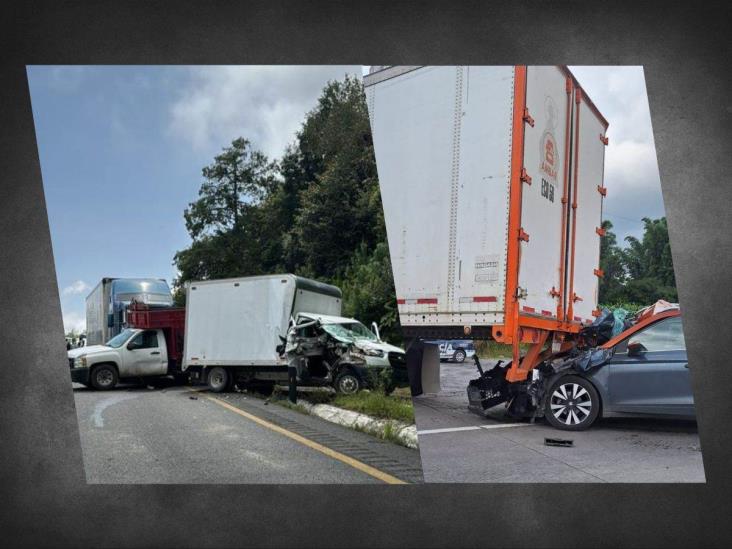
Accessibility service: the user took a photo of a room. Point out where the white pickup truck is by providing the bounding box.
[68,327,174,389]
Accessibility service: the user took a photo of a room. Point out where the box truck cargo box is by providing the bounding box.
[182,274,343,368]
[364,66,608,348]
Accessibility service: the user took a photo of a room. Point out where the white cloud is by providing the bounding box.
[63,310,86,334]
[62,280,90,296]
[168,65,361,160]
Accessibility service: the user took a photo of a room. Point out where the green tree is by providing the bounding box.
[338,242,401,344]
[283,75,383,279]
[173,138,279,291]
[598,220,627,303]
[599,216,678,307]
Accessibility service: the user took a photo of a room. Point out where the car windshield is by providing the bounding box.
[321,321,378,342]
[105,329,136,348]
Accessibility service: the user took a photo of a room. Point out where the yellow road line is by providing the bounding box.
[202,393,407,485]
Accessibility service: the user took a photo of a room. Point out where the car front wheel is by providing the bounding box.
[90,364,118,390]
[544,375,600,431]
[453,349,467,363]
[335,370,362,395]
[207,367,230,393]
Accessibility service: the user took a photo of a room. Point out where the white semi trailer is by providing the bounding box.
[365,66,608,410]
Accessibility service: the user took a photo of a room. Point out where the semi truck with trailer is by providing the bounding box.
[364,65,610,420]
[85,277,174,345]
[69,274,408,393]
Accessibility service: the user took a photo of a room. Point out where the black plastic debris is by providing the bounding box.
[545,437,574,447]
[189,395,198,400]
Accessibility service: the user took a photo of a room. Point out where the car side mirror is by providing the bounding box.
[627,340,646,356]
[371,321,381,341]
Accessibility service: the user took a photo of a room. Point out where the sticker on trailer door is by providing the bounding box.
[539,96,559,204]
[474,254,500,283]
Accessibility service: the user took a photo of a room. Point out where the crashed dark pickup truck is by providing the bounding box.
[468,302,694,430]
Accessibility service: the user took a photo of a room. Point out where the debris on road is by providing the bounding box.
[188,395,198,400]
[545,437,574,448]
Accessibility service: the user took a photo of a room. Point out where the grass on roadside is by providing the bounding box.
[271,386,414,424]
[475,340,530,359]
[331,390,414,424]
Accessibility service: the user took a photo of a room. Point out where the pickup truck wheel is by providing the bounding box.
[453,349,467,363]
[335,370,361,395]
[544,375,600,431]
[207,367,229,393]
[90,364,118,391]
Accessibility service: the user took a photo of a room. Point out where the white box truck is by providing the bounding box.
[182,274,408,394]
[365,66,608,410]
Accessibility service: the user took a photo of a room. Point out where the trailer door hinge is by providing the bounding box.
[549,286,561,298]
[592,308,602,317]
[596,226,606,237]
[594,268,604,278]
[597,185,607,197]
[516,287,528,300]
[572,293,583,303]
[520,168,532,185]
[600,134,609,145]
[522,108,535,127]
[518,228,530,242]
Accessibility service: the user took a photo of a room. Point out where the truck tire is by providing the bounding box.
[335,370,362,395]
[544,375,600,431]
[90,364,118,391]
[453,349,467,363]
[207,367,230,393]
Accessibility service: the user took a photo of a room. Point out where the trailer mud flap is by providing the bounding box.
[406,340,441,396]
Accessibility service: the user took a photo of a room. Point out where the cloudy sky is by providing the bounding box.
[28,65,663,334]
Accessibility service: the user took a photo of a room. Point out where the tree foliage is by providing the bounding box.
[173,76,401,342]
[599,217,678,306]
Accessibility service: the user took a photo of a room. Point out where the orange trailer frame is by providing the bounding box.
[492,66,609,383]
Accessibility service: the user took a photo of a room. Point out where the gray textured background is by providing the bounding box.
[1,1,731,547]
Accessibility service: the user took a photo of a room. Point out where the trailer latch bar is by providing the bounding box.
[520,168,532,185]
[523,108,535,127]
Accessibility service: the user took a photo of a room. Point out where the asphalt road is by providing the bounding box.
[72,381,423,484]
[414,360,706,483]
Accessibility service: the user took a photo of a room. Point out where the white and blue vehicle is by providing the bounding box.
[426,340,476,363]
[85,278,173,345]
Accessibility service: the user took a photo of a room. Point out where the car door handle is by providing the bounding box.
[683,363,688,369]
[150,351,161,355]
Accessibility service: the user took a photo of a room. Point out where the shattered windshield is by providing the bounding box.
[106,329,136,348]
[322,322,378,342]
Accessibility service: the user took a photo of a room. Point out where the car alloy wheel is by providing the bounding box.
[550,382,592,426]
[453,350,466,363]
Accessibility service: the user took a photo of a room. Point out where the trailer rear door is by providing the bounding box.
[518,66,572,321]
[567,92,608,323]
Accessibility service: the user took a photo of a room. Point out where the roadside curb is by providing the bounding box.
[292,400,418,449]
